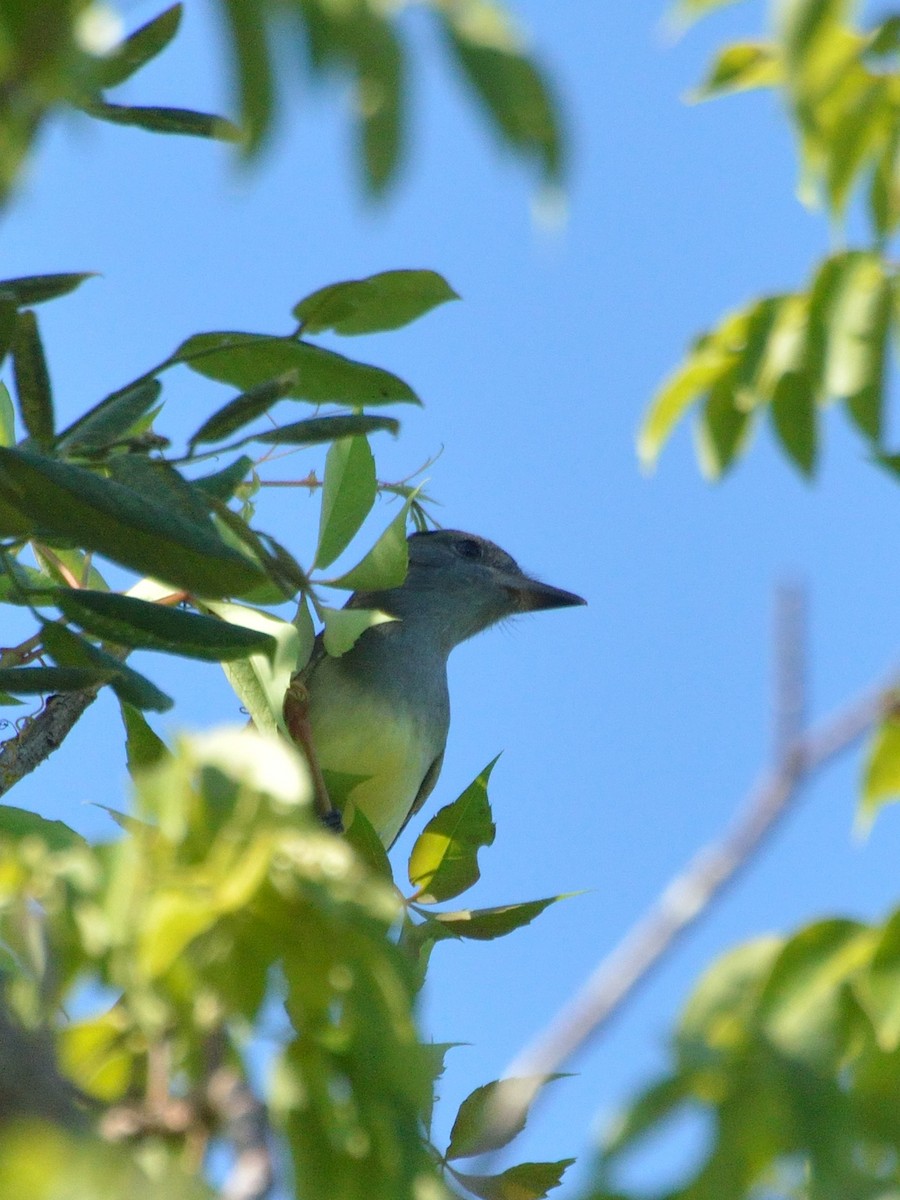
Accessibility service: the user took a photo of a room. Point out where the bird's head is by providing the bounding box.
[354,529,585,651]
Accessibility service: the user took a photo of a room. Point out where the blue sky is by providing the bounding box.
[5,1,900,1192]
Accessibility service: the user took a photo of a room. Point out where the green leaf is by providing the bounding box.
[41,621,173,713]
[446,1076,566,1160]
[320,606,395,657]
[695,380,754,480]
[757,918,875,1068]
[58,379,163,451]
[315,436,377,568]
[220,0,273,155]
[97,4,183,89]
[600,1073,690,1158]
[210,599,307,735]
[425,896,562,941]
[188,372,299,446]
[860,714,900,825]
[673,0,750,27]
[827,79,889,217]
[770,371,817,477]
[0,302,17,374]
[0,273,96,306]
[32,545,108,592]
[120,701,170,776]
[175,332,420,407]
[0,666,117,695]
[408,758,498,904]
[80,98,240,142]
[0,804,86,851]
[0,382,14,447]
[294,270,459,336]
[12,310,54,447]
[356,17,404,194]
[691,41,781,100]
[325,500,410,590]
[452,1159,575,1200]
[0,447,265,597]
[55,589,277,662]
[191,456,253,501]
[443,19,563,180]
[818,254,890,404]
[343,803,394,881]
[253,413,400,446]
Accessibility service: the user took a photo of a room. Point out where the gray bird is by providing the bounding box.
[289,529,585,848]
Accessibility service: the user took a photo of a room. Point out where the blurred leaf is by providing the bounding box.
[55,589,277,662]
[870,125,900,239]
[426,896,562,941]
[0,666,117,695]
[770,371,817,477]
[12,310,54,447]
[294,270,458,335]
[0,447,265,596]
[189,372,299,446]
[58,379,163,451]
[858,908,900,1051]
[447,1075,565,1160]
[691,41,781,100]
[97,4,183,89]
[175,332,419,406]
[191,455,253,500]
[0,804,86,851]
[443,16,562,180]
[673,0,750,26]
[861,714,900,824]
[0,273,96,306]
[408,758,498,903]
[59,1009,133,1102]
[80,99,240,141]
[452,1159,575,1200]
[356,16,404,193]
[253,413,400,446]
[695,380,754,479]
[0,381,13,447]
[0,303,17,374]
[32,545,108,591]
[827,78,889,216]
[42,621,173,712]
[344,803,394,881]
[315,436,377,568]
[325,500,410,591]
[600,1073,690,1158]
[120,701,170,776]
[219,0,273,155]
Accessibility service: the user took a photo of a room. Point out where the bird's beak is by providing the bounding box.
[503,575,587,613]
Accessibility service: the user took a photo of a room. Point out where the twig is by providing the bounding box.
[484,601,893,1147]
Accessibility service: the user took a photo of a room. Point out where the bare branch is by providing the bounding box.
[0,686,104,798]
[485,645,894,1148]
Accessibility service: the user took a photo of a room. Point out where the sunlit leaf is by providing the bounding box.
[325,500,410,591]
[860,713,900,825]
[408,758,498,904]
[315,436,377,568]
[320,606,395,657]
[294,270,458,335]
[452,1158,575,1200]
[691,41,781,100]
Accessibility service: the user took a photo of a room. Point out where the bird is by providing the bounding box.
[285,529,586,849]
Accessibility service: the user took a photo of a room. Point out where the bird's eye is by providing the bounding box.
[456,538,482,560]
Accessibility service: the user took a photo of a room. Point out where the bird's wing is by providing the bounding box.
[391,749,445,847]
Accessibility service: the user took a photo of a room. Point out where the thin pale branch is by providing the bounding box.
[484,619,894,1148]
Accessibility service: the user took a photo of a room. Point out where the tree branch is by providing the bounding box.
[0,686,105,798]
[485,594,894,1148]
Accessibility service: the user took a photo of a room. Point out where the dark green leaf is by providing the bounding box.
[452,1159,575,1200]
[325,500,409,591]
[0,666,116,695]
[97,4,183,89]
[189,372,299,446]
[0,805,86,851]
[447,1076,566,1160]
[41,622,173,712]
[0,302,17,374]
[0,273,96,306]
[315,436,377,568]
[357,17,404,193]
[175,332,419,406]
[294,269,458,335]
[12,310,54,447]
[408,758,498,904]
[220,0,273,155]
[254,413,399,446]
[120,701,170,775]
[443,21,562,179]
[81,99,240,141]
[343,803,394,881]
[58,379,162,451]
[426,897,561,941]
[0,447,265,596]
[0,558,54,604]
[106,455,213,528]
[770,371,817,476]
[191,456,253,500]
[696,381,754,480]
[56,589,277,662]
